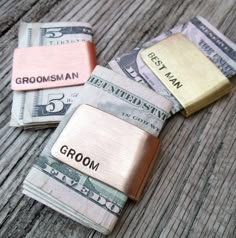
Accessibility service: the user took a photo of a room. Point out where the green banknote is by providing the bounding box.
[10,22,92,128]
[23,66,172,234]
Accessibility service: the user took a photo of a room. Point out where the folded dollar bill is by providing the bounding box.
[109,16,236,114]
[10,22,93,128]
[22,66,172,234]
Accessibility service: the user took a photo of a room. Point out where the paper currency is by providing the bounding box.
[23,88,82,124]
[109,16,236,114]
[10,22,93,127]
[74,66,172,136]
[22,66,172,234]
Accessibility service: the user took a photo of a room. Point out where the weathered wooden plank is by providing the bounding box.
[0,0,235,237]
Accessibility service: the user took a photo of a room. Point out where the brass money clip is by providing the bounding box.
[140,33,232,116]
[11,42,96,91]
[51,104,160,201]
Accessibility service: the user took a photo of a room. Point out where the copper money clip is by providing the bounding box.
[51,104,160,201]
[11,42,96,91]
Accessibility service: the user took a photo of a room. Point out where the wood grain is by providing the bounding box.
[0,0,235,237]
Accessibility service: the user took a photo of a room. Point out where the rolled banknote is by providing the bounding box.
[10,21,93,127]
[22,66,172,234]
[109,16,236,114]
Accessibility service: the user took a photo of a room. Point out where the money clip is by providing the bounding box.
[11,42,96,91]
[140,33,232,116]
[51,104,160,201]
